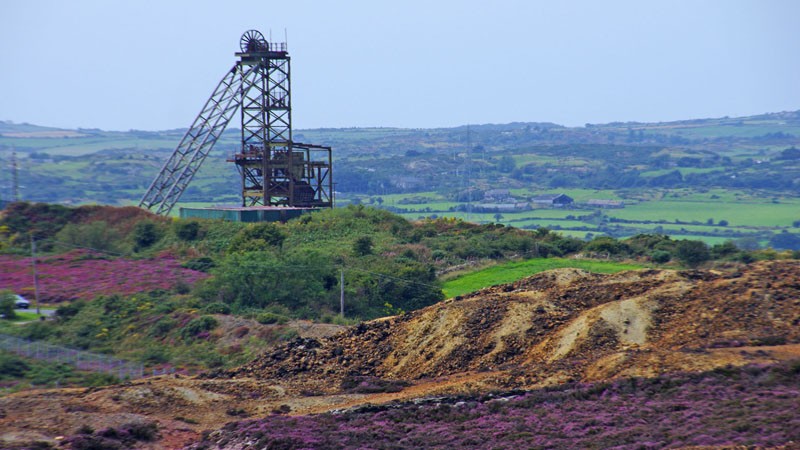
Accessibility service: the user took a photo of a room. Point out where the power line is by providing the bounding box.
[345,266,440,289]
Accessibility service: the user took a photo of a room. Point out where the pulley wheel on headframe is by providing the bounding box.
[240,30,267,52]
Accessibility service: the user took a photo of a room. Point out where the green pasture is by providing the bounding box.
[608,199,799,227]
[2,137,177,156]
[506,218,592,229]
[531,189,624,202]
[553,230,597,239]
[381,188,798,243]
[664,235,737,246]
[442,258,643,298]
[640,167,725,178]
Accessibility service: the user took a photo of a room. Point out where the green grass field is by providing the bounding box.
[348,187,799,247]
[442,258,643,298]
[609,199,800,227]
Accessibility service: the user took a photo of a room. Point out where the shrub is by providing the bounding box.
[55,300,87,321]
[711,240,739,259]
[353,236,374,256]
[140,346,169,364]
[55,221,123,254]
[132,221,162,250]
[0,352,30,378]
[172,279,191,294]
[174,220,201,241]
[676,240,710,268]
[150,316,178,338]
[180,316,218,340]
[256,312,289,325]
[229,223,286,252]
[584,236,631,256]
[0,290,17,320]
[203,302,231,314]
[18,321,55,340]
[650,250,671,263]
[182,256,216,272]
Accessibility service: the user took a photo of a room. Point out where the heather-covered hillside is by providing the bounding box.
[190,361,800,450]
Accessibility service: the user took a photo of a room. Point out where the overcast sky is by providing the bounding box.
[1,0,798,131]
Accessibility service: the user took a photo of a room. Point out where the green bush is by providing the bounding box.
[132,220,163,250]
[55,221,124,254]
[150,316,178,338]
[0,290,17,320]
[0,352,30,378]
[182,256,216,272]
[650,250,671,263]
[140,346,170,364]
[256,312,289,325]
[229,222,286,253]
[711,240,739,259]
[55,300,87,321]
[584,236,631,256]
[353,236,374,256]
[203,302,231,314]
[18,321,56,340]
[675,240,710,268]
[180,316,218,340]
[174,220,201,241]
[28,363,74,385]
[172,279,191,295]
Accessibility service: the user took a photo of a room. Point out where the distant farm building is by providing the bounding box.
[531,193,574,208]
[587,199,624,208]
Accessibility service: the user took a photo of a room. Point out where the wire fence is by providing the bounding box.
[0,334,149,380]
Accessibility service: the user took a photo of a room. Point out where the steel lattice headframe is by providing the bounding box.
[140,30,332,215]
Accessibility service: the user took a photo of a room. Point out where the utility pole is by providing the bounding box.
[12,151,19,201]
[31,236,41,316]
[466,125,472,222]
[340,268,345,317]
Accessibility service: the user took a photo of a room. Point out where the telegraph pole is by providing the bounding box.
[340,268,345,317]
[31,236,41,316]
[11,151,19,201]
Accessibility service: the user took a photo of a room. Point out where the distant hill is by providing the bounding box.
[1,110,798,239]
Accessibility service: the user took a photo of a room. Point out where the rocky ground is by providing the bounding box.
[1,260,799,449]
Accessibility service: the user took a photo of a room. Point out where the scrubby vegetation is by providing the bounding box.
[1,202,797,377]
[0,292,303,372]
[64,421,159,450]
[0,351,119,392]
[193,361,800,449]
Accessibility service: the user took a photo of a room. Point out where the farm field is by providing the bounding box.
[366,187,798,246]
[609,199,800,227]
[442,258,643,298]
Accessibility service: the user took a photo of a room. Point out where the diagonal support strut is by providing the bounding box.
[139,64,258,215]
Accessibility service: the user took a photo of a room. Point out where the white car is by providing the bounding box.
[14,295,30,309]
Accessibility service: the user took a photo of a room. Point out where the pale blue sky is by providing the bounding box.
[1,0,798,131]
